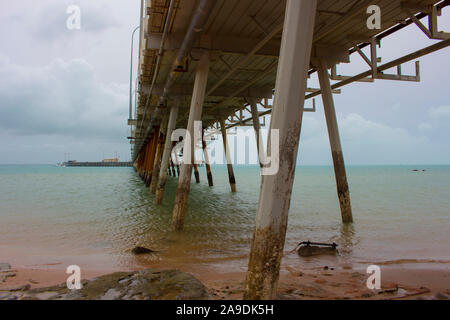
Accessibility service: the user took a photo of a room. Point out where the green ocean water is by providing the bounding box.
[0,164,449,272]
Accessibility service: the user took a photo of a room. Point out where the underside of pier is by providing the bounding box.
[128,0,450,299]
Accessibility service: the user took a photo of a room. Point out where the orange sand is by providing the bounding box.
[1,263,449,300]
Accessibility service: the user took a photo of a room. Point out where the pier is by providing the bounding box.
[63,161,133,167]
[128,0,449,299]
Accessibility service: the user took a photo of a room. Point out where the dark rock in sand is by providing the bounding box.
[298,246,338,257]
[0,294,19,300]
[0,269,208,300]
[1,272,16,283]
[2,284,30,292]
[0,263,12,271]
[131,246,157,255]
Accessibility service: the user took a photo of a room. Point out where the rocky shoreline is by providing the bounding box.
[0,268,208,300]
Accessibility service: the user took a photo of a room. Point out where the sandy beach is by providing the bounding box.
[1,260,449,300]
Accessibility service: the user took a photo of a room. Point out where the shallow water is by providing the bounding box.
[0,164,449,274]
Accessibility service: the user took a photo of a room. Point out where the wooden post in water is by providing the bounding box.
[219,118,236,193]
[316,59,353,223]
[171,51,209,231]
[150,117,169,194]
[155,105,179,204]
[245,0,317,300]
[202,129,213,186]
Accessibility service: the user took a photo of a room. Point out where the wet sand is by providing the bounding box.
[1,262,449,300]
[201,266,450,300]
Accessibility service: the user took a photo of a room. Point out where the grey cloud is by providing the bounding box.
[298,112,450,165]
[0,55,128,142]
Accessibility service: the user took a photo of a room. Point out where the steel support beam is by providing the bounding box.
[135,0,216,161]
[146,33,282,57]
[206,23,284,97]
[142,84,273,99]
[306,38,450,100]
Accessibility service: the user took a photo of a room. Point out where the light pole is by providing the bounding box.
[129,25,140,122]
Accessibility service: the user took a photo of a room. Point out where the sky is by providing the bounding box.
[0,1,449,165]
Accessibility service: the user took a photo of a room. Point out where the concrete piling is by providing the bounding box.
[145,129,160,186]
[193,163,200,183]
[202,130,213,186]
[317,59,353,224]
[170,155,177,177]
[174,152,180,176]
[150,117,169,194]
[219,118,236,193]
[171,51,210,231]
[249,99,264,168]
[155,105,179,205]
[244,0,317,300]
[149,135,163,193]
[142,140,150,181]
[142,137,151,183]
